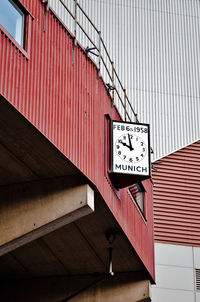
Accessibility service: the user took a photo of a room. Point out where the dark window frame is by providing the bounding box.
[129,182,147,221]
[0,0,33,59]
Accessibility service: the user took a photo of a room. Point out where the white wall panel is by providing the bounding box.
[151,287,195,302]
[155,243,193,268]
[49,0,200,161]
[196,292,200,302]
[194,247,200,269]
[155,265,194,291]
[152,243,200,302]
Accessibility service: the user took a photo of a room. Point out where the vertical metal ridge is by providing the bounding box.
[49,0,200,161]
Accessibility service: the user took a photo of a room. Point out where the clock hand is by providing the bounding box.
[128,133,134,151]
[119,140,133,151]
[119,141,130,148]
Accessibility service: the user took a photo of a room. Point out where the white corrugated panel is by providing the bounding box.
[49,0,200,161]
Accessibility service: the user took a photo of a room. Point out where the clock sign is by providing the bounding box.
[111,121,151,178]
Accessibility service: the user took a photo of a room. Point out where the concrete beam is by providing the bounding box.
[0,178,94,256]
[68,274,151,302]
[0,273,151,302]
[0,275,101,302]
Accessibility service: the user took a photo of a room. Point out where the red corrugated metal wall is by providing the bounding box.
[0,0,154,278]
[153,140,200,246]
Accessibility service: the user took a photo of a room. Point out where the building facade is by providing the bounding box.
[152,140,200,301]
[0,0,154,301]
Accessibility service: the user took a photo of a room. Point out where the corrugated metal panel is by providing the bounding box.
[48,0,138,122]
[153,140,200,246]
[0,0,154,278]
[49,0,200,161]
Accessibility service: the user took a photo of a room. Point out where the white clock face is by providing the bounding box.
[115,133,147,163]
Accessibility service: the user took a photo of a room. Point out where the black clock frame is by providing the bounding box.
[109,120,151,189]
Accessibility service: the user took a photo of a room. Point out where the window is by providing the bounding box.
[129,182,146,215]
[0,0,25,47]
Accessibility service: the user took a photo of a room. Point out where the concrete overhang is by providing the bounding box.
[0,94,151,300]
[0,94,79,186]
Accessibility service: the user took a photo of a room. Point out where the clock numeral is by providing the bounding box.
[129,135,133,139]
[119,139,122,143]
[134,127,148,133]
[116,145,120,149]
[141,154,144,157]
[142,148,145,152]
[123,135,126,140]
[136,137,138,141]
[129,158,133,162]
[123,155,126,159]
[134,127,141,132]
[118,151,121,155]
[136,157,139,161]
[141,142,144,146]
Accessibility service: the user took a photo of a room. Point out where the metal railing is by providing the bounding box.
[52,0,139,123]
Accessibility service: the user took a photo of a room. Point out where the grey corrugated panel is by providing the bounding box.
[49,0,200,161]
